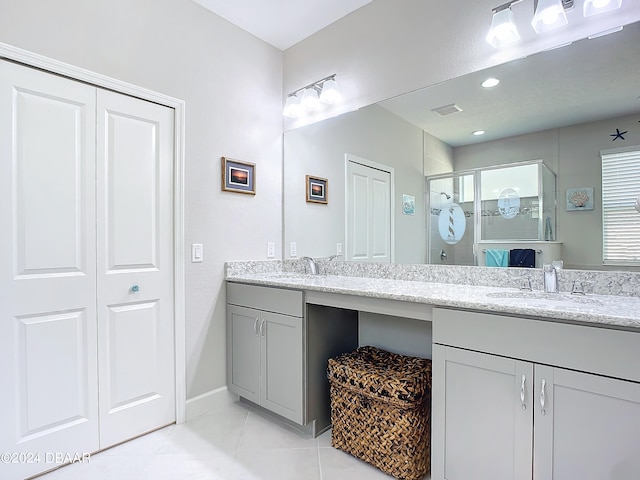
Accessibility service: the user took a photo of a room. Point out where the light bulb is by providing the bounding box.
[319,78,341,104]
[584,0,622,16]
[531,0,567,34]
[486,8,521,48]
[301,88,320,112]
[283,94,301,118]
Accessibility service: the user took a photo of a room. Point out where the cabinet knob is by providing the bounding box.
[131,285,140,293]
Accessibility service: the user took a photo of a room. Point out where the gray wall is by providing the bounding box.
[0,0,284,400]
[454,113,640,269]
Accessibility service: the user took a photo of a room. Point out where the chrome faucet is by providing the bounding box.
[543,264,558,293]
[301,256,318,275]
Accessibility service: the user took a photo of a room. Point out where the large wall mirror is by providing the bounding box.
[283,22,640,271]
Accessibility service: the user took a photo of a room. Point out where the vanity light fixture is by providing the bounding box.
[481,77,501,88]
[584,0,623,17]
[487,0,624,48]
[283,74,341,118]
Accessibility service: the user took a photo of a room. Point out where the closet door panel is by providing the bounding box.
[0,60,98,480]
[96,89,175,448]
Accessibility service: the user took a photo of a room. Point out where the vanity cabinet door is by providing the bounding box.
[260,311,303,424]
[227,305,261,404]
[533,366,640,480]
[432,345,533,480]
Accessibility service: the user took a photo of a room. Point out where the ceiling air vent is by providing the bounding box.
[431,103,462,117]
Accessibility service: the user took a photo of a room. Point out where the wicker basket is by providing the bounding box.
[327,346,432,480]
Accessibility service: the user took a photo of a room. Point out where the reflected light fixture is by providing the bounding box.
[319,78,341,104]
[283,74,341,118]
[481,77,501,88]
[584,0,623,16]
[486,3,521,48]
[531,0,568,34]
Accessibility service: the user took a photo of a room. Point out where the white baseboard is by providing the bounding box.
[185,386,239,421]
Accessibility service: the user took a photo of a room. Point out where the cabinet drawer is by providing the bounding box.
[227,282,303,317]
[433,307,640,383]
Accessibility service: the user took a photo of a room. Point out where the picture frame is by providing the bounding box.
[402,194,415,215]
[566,187,594,211]
[306,175,328,204]
[221,157,255,195]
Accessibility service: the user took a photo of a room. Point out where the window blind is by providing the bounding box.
[601,148,640,265]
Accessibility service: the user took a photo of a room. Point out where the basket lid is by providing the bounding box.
[327,346,432,406]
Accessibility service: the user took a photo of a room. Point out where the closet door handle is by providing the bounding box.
[540,379,546,416]
[259,318,265,337]
[520,374,526,410]
[253,318,260,336]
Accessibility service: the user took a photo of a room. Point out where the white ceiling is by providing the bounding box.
[191,0,373,50]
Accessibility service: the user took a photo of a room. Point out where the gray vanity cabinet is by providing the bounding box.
[227,283,304,424]
[432,308,640,480]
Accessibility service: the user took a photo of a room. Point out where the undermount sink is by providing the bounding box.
[270,272,323,279]
[486,291,602,306]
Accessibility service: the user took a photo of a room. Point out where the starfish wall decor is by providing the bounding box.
[610,128,627,141]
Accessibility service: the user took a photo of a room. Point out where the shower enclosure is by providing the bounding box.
[427,160,557,266]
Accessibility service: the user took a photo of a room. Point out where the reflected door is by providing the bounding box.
[427,173,475,265]
[346,157,392,262]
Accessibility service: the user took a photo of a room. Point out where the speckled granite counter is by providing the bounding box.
[225,262,640,330]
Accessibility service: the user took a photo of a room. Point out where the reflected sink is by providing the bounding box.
[486,291,602,306]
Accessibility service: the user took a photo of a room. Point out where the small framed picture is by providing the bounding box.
[306,175,328,204]
[402,194,415,215]
[222,157,255,195]
[566,187,594,211]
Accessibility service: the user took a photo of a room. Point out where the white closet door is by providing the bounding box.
[0,61,99,480]
[96,89,176,447]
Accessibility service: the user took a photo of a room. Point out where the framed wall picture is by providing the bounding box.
[402,194,415,215]
[306,175,328,204]
[222,157,255,195]
[566,187,594,211]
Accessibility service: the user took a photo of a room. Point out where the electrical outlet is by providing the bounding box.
[267,242,275,258]
[289,242,297,258]
[336,243,343,256]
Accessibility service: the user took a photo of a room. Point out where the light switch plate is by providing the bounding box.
[267,242,275,258]
[336,243,343,256]
[289,242,297,258]
[191,244,203,263]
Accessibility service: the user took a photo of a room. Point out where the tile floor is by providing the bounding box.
[36,401,429,480]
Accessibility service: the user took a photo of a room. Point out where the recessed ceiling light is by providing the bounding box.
[472,130,486,136]
[481,77,500,88]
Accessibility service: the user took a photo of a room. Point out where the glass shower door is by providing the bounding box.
[427,173,475,265]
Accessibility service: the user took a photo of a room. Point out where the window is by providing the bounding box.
[601,148,640,265]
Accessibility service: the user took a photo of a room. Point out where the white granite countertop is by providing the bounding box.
[225,272,640,331]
